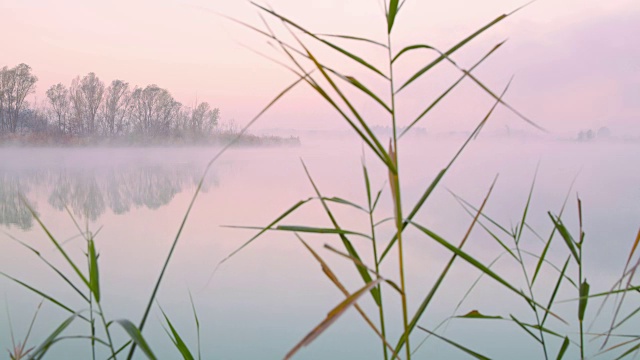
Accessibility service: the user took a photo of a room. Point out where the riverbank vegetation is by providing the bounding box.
[0,64,299,147]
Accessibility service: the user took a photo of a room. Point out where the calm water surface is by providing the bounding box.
[1,135,638,359]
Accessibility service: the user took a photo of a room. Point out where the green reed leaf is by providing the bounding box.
[160,308,195,360]
[387,0,400,33]
[556,337,570,360]
[118,320,157,360]
[88,239,100,303]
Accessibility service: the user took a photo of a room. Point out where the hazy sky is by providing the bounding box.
[1,0,638,135]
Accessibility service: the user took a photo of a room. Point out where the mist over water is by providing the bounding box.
[0,134,638,359]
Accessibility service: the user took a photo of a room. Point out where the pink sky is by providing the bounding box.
[1,0,638,135]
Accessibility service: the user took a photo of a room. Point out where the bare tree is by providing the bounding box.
[130,85,181,136]
[0,64,38,133]
[188,101,219,136]
[101,79,131,136]
[46,83,70,134]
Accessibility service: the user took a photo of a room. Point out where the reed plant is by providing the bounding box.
[1,1,639,359]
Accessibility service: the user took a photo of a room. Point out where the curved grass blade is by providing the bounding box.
[317,33,387,48]
[337,74,392,113]
[118,320,157,360]
[295,234,399,358]
[2,231,89,303]
[394,177,497,354]
[323,197,368,213]
[380,78,512,263]
[159,307,195,360]
[396,14,508,93]
[251,2,388,78]
[541,257,571,327]
[216,198,313,268]
[21,197,90,289]
[30,314,76,359]
[0,272,80,317]
[188,291,202,360]
[301,161,381,306]
[417,326,490,360]
[284,278,382,360]
[399,41,506,138]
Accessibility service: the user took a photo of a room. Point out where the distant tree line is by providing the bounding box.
[0,63,220,141]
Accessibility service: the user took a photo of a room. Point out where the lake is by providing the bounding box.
[1,134,638,359]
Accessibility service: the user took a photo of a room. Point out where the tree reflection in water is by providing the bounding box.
[0,164,218,229]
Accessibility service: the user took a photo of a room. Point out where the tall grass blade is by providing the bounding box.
[284,278,383,359]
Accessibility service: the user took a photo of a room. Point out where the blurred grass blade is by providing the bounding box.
[30,315,76,359]
[417,326,490,360]
[2,231,89,302]
[302,161,382,305]
[400,41,506,137]
[542,257,571,326]
[317,33,387,48]
[298,40,394,171]
[295,235,398,357]
[217,198,312,267]
[88,239,100,303]
[510,314,542,343]
[188,292,202,360]
[387,0,400,33]
[118,320,157,360]
[381,79,512,263]
[323,197,368,213]
[284,278,383,360]
[251,2,389,78]
[129,62,309,360]
[396,13,508,93]
[277,225,372,239]
[395,177,496,354]
[339,75,391,113]
[21,197,90,288]
[160,308,195,360]
[411,221,542,307]
[556,337,570,360]
[0,272,79,316]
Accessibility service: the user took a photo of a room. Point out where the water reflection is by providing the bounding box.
[0,164,218,229]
